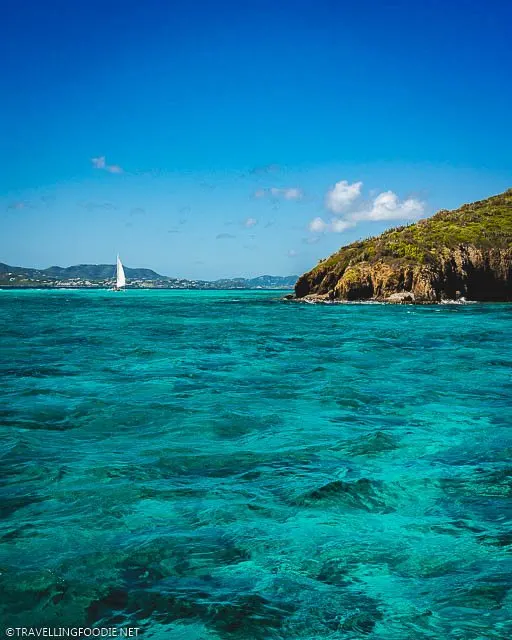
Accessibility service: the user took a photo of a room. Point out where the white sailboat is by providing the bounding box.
[114,254,126,291]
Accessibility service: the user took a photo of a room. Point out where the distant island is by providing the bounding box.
[0,263,298,291]
[294,188,512,303]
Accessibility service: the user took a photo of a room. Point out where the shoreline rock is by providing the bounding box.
[284,293,475,305]
[385,291,416,304]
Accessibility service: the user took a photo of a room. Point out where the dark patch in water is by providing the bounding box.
[295,477,391,512]
[440,575,511,609]
[3,366,80,378]
[88,577,294,637]
[345,430,399,456]
[0,492,45,518]
[210,411,282,438]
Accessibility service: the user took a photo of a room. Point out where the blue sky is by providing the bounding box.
[1,0,511,279]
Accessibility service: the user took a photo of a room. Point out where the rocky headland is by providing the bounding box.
[295,189,512,303]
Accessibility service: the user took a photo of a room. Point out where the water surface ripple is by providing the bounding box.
[1,290,512,639]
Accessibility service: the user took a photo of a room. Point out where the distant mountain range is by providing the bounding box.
[0,262,298,290]
[212,274,298,289]
[0,263,164,281]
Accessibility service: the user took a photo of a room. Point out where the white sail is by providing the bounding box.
[116,254,126,289]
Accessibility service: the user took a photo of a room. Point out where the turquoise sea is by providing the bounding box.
[1,289,512,639]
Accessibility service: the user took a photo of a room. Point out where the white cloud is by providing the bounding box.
[326,180,362,214]
[106,164,123,174]
[352,191,424,222]
[308,216,355,234]
[309,217,328,233]
[91,156,123,174]
[331,218,355,233]
[257,187,303,201]
[306,185,424,241]
[91,156,106,169]
[302,236,322,245]
[283,187,303,200]
[287,249,298,257]
[244,217,258,228]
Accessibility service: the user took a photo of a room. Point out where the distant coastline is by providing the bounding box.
[0,285,295,291]
[0,262,298,291]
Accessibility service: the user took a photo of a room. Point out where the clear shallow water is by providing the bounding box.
[1,290,512,639]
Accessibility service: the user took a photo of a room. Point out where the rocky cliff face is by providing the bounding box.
[295,190,512,303]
